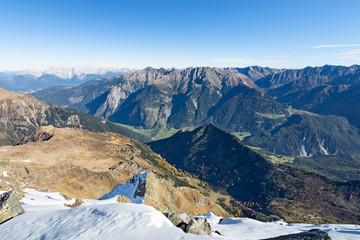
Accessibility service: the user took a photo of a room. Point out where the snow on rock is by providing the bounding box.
[2,171,8,177]
[318,138,329,155]
[99,171,150,203]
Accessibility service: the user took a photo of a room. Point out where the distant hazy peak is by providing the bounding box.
[4,67,134,79]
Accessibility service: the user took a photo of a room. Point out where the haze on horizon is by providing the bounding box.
[0,0,359,71]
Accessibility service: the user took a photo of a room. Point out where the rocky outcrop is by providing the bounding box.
[144,172,229,217]
[18,127,55,144]
[64,199,84,208]
[116,196,131,203]
[164,213,212,236]
[185,217,212,235]
[0,190,24,224]
[262,229,332,240]
[99,171,150,203]
[99,170,229,217]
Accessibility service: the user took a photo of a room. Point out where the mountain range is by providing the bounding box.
[31,65,360,157]
[0,67,132,93]
[254,65,360,129]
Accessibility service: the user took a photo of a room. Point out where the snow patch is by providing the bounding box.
[299,145,308,157]
[317,138,329,155]
[100,171,150,204]
[9,159,32,163]
[2,171,8,177]
[299,145,313,157]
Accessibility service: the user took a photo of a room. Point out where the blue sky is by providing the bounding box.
[0,0,359,70]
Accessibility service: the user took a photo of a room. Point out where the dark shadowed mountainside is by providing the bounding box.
[244,114,360,156]
[149,124,360,224]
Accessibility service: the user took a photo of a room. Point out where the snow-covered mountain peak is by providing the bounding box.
[14,69,43,78]
[42,66,133,79]
[10,67,133,79]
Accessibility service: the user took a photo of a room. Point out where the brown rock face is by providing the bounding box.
[0,190,24,224]
[145,173,228,216]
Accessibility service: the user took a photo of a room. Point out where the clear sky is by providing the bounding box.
[0,0,359,70]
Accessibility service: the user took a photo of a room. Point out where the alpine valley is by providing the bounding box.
[1,65,360,240]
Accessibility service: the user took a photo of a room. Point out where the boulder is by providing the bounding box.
[164,212,212,236]
[0,190,25,224]
[116,195,131,203]
[166,213,194,226]
[64,199,84,208]
[262,229,332,240]
[185,217,212,236]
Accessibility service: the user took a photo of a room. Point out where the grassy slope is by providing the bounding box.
[117,123,195,140]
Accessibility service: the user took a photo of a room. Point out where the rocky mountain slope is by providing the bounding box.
[289,154,360,182]
[149,124,360,224]
[0,88,150,145]
[244,113,360,156]
[0,126,229,216]
[255,65,360,94]
[277,83,360,129]
[252,65,360,130]
[231,66,283,81]
[33,67,289,133]
[0,67,131,93]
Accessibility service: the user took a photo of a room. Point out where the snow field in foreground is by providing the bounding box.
[0,188,359,240]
